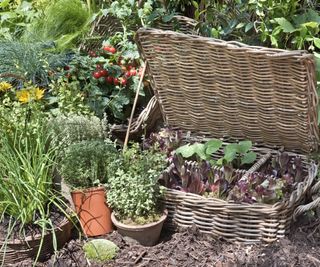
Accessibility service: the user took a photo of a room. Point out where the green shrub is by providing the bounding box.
[50,114,108,152]
[58,139,117,189]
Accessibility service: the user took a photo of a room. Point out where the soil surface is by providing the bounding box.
[0,205,66,240]
[12,213,320,267]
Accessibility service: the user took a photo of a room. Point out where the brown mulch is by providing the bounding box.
[24,214,320,267]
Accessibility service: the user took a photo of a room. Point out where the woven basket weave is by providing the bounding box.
[136,27,319,243]
[0,218,72,265]
[136,28,319,154]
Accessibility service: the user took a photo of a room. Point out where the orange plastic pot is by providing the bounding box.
[71,186,113,237]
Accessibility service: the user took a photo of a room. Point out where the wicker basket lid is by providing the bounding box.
[136,28,319,153]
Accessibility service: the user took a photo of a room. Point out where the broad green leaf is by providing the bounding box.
[224,143,239,155]
[205,139,222,155]
[302,22,319,29]
[162,14,174,23]
[175,144,196,158]
[236,22,245,29]
[193,143,207,160]
[305,9,320,24]
[238,140,252,154]
[216,158,226,166]
[274,18,295,33]
[245,22,254,33]
[223,151,237,163]
[192,1,199,9]
[241,152,257,165]
[314,38,320,49]
[270,35,278,47]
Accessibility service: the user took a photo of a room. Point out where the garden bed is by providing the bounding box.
[13,213,320,266]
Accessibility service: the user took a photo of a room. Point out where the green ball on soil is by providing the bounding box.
[83,239,119,262]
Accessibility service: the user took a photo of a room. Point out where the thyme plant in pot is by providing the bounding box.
[107,143,168,246]
[58,139,117,237]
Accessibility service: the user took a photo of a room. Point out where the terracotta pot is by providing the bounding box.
[111,210,167,246]
[71,187,112,237]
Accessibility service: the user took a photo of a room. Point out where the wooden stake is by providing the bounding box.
[123,63,147,151]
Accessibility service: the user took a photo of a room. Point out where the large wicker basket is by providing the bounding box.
[136,27,319,243]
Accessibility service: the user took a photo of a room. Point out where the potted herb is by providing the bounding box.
[0,103,72,265]
[58,139,117,237]
[107,143,168,246]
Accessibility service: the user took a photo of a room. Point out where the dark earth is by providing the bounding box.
[11,212,320,267]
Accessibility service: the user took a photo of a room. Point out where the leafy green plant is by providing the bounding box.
[0,0,42,40]
[50,114,108,149]
[58,139,117,189]
[0,40,66,87]
[24,0,92,51]
[83,239,119,262]
[0,112,72,265]
[107,143,167,224]
[175,139,256,168]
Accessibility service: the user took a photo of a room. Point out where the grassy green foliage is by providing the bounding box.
[107,143,167,224]
[83,239,119,262]
[25,0,91,51]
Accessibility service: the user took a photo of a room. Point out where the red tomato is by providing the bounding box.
[113,78,119,85]
[99,69,108,77]
[105,76,113,84]
[120,78,127,86]
[125,71,131,77]
[93,71,101,79]
[109,47,116,54]
[130,69,137,76]
[103,46,111,52]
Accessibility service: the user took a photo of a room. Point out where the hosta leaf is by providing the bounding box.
[241,151,257,165]
[205,139,222,155]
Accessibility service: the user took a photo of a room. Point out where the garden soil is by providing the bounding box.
[13,214,320,267]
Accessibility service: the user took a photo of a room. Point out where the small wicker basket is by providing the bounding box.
[136,26,319,243]
[0,218,72,265]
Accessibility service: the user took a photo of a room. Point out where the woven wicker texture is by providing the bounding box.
[136,28,319,153]
[0,218,71,265]
[162,149,317,243]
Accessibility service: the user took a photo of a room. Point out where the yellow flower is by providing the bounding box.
[32,87,44,100]
[16,90,31,104]
[0,82,12,92]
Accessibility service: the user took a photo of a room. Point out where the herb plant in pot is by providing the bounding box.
[58,139,117,237]
[107,143,168,246]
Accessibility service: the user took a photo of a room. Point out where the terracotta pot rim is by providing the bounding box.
[111,210,168,230]
[71,186,105,194]
[1,217,71,245]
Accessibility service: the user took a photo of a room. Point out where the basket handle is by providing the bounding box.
[293,166,320,220]
[240,152,272,181]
